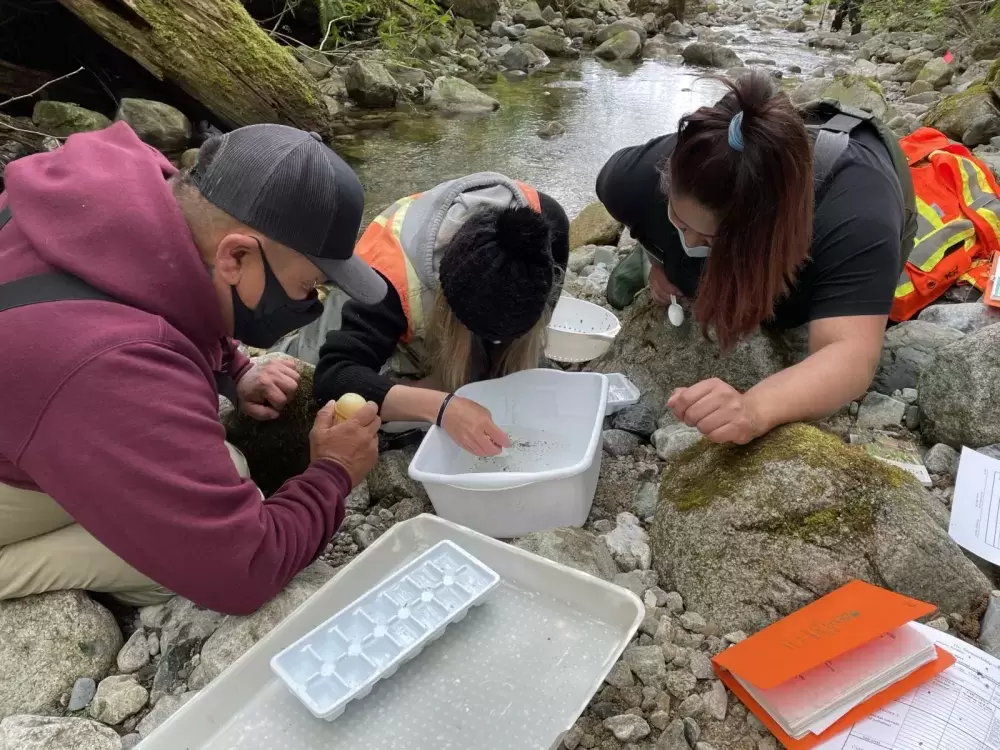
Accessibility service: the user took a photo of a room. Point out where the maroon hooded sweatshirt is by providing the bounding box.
[0,123,349,615]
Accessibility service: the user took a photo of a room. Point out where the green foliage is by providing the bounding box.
[314,0,451,51]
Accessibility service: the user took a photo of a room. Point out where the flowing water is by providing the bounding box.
[337,25,848,221]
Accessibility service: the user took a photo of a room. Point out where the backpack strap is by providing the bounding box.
[811,111,866,188]
[0,206,240,403]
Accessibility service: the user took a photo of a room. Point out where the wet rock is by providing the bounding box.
[514,527,618,580]
[857,392,907,430]
[115,99,191,153]
[790,74,889,120]
[873,320,965,393]
[596,30,644,60]
[346,60,400,108]
[429,76,500,113]
[89,675,148,725]
[318,70,349,99]
[924,87,1000,146]
[503,42,550,71]
[117,629,150,674]
[644,36,684,58]
[188,562,335,689]
[603,512,652,571]
[612,404,658,439]
[964,114,1000,148]
[150,635,200,705]
[785,18,807,32]
[682,41,744,69]
[907,79,935,96]
[650,423,992,633]
[32,101,111,137]
[293,46,332,79]
[514,1,547,27]
[916,57,954,89]
[523,26,575,56]
[136,691,196,738]
[605,713,650,741]
[0,592,121,720]
[918,302,1000,333]
[652,425,703,462]
[68,678,97,712]
[595,18,648,45]
[570,202,623,249]
[892,51,934,83]
[604,429,641,456]
[537,120,566,138]
[565,18,597,37]
[445,0,500,26]
[0,715,121,750]
[921,324,1000,448]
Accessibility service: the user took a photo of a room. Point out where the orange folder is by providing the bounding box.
[712,580,956,749]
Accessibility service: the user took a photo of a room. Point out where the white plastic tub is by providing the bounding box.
[545,296,622,364]
[138,514,644,750]
[408,369,609,539]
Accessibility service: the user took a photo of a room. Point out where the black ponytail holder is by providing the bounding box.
[436,393,456,428]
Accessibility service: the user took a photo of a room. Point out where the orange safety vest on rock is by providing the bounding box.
[354,175,541,344]
[891,127,1000,321]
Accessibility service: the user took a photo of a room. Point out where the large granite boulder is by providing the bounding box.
[114,98,192,153]
[513,527,619,581]
[346,60,400,108]
[681,42,743,69]
[32,102,111,137]
[923,86,1000,147]
[522,26,575,56]
[569,201,623,249]
[594,17,648,45]
[187,561,336,689]
[0,592,122,719]
[650,424,992,634]
[596,31,644,60]
[0,715,121,750]
[920,324,1000,448]
[428,76,501,113]
[593,292,787,411]
[872,320,965,394]
[790,74,890,120]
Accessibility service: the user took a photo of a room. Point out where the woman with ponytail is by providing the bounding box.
[314,173,569,456]
[597,72,908,444]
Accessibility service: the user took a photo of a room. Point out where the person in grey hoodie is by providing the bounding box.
[307,173,570,457]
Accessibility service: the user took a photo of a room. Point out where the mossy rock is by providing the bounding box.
[592,291,789,412]
[923,85,1000,143]
[650,424,991,633]
[568,201,622,250]
[31,101,111,137]
[224,357,318,497]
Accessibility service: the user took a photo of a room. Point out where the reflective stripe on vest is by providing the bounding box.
[354,181,542,343]
[891,127,1000,321]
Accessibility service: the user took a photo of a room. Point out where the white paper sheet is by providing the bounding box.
[816,623,1000,750]
[948,447,1000,566]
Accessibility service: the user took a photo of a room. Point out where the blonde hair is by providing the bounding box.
[425,286,556,394]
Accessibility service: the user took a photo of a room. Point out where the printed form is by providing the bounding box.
[816,623,1000,750]
[948,447,1000,566]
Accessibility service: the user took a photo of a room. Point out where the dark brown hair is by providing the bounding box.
[665,72,813,349]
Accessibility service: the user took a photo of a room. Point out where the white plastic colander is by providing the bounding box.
[545,296,622,364]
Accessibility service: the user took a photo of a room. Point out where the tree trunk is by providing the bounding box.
[57,0,331,134]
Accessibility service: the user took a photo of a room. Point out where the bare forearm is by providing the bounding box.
[380,384,448,423]
[747,341,876,433]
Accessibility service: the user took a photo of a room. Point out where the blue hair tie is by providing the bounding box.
[728,111,745,152]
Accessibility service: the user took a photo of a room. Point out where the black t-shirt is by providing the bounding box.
[595,126,904,330]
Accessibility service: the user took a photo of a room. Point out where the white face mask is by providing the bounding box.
[675,226,710,259]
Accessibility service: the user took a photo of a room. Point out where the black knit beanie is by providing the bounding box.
[438,204,555,342]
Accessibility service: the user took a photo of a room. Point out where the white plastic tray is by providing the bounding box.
[271,540,500,720]
[408,369,609,538]
[138,515,643,750]
[604,373,640,415]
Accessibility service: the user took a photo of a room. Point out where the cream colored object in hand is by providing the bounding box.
[333,393,367,424]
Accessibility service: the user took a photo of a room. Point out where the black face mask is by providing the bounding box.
[231,239,324,348]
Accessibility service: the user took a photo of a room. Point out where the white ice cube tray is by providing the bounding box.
[270,540,500,721]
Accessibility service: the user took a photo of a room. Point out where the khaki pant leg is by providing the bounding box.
[0,442,251,606]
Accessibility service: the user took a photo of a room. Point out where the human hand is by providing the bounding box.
[648,262,682,307]
[440,396,510,457]
[310,400,381,486]
[236,357,301,420]
[667,378,761,445]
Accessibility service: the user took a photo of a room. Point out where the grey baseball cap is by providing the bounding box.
[189,124,386,305]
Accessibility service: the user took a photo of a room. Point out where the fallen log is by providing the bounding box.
[57,0,331,134]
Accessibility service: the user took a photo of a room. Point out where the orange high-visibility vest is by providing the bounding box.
[891,127,1000,321]
[354,180,541,343]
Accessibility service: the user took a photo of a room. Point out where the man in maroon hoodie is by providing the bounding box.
[0,121,387,615]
